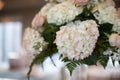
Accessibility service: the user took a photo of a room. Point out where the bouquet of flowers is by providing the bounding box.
[23,0,120,79]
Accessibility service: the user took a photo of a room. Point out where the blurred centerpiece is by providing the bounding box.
[22,0,120,79]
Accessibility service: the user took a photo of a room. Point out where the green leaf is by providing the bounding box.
[62,57,71,62]
[33,42,42,50]
[80,54,99,65]
[99,23,113,34]
[59,54,63,60]
[27,60,34,80]
[66,61,78,75]
[98,56,109,68]
[27,47,57,79]
[63,53,100,75]
[50,56,56,66]
[74,7,98,23]
[42,23,61,43]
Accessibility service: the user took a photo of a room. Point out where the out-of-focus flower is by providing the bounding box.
[23,27,48,54]
[55,20,99,60]
[40,3,56,17]
[109,33,120,48]
[47,1,83,25]
[32,13,45,29]
[106,0,115,7]
[73,0,90,6]
[0,1,4,10]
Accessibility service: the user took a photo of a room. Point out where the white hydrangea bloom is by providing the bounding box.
[113,19,120,33]
[23,28,48,54]
[87,0,104,8]
[94,6,116,24]
[55,20,99,60]
[88,0,115,9]
[40,3,56,17]
[93,4,120,33]
[47,1,83,25]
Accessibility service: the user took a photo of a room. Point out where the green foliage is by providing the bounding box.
[33,42,42,50]
[66,60,80,75]
[74,7,98,23]
[99,56,109,67]
[27,23,62,80]
[90,23,113,68]
[28,7,115,79]
[62,53,99,75]
[99,23,113,34]
[62,53,100,75]
[62,8,114,75]
[27,50,48,80]
[42,23,60,43]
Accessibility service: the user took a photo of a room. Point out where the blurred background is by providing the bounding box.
[0,0,120,80]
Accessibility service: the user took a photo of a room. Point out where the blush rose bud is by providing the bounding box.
[109,33,120,48]
[117,8,120,18]
[32,13,45,29]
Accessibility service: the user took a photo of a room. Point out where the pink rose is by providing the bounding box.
[73,0,90,5]
[109,33,120,48]
[32,13,45,29]
[117,8,120,18]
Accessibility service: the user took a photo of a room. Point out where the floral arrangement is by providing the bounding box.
[23,0,120,79]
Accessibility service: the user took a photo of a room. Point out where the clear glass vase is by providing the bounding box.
[71,64,88,80]
[61,64,88,80]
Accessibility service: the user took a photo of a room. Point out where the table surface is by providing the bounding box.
[0,70,43,80]
[0,67,120,80]
[0,70,60,80]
